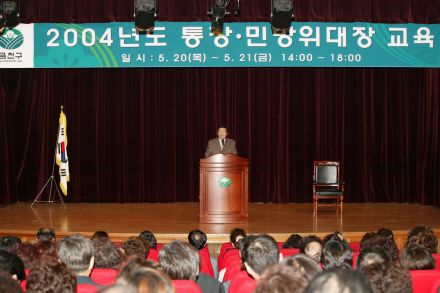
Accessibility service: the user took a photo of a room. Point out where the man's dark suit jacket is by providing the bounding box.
[205,138,238,158]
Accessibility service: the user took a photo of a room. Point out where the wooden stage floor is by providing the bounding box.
[1,202,440,250]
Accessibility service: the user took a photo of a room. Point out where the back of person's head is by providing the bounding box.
[0,236,22,252]
[0,250,26,281]
[360,232,393,258]
[26,262,76,293]
[356,247,391,269]
[321,240,353,270]
[401,244,435,270]
[282,254,322,281]
[158,241,200,281]
[282,234,303,249]
[360,261,412,293]
[139,230,157,250]
[304,268,374,293]
[36,227,56,242]
[301,236,323,263]
[98,285,137,293]
[406,226,438,253]
[92,231,110,241]
[123,237,149,259]
[377,228,399,260]
[0,269,23,293]
[93,238,124,269]
[188,229,207,250]
[230,228,247,248]
[126,268,175,293]
[241,234,280,279]
[117,258,160,286]
[15,243,37,269]
[255,264,309,293]
[323,232,344,244]
[58,235,94,275]
[34,240,59,265]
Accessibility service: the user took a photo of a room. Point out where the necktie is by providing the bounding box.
[221,139,225,149]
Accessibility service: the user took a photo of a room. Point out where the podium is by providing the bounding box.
[199,154,249,223]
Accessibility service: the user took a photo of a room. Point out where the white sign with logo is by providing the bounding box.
[0,24,34,68]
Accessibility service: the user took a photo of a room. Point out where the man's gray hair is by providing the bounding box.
[58,235,94,274]
[158,241,200,281]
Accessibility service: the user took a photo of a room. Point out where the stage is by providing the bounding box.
[1,202,440,254]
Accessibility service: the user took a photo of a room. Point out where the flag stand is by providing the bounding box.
[31,126,67,209]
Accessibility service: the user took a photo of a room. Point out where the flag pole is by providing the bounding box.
[31,106,67,208]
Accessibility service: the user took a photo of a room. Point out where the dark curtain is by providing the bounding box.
[1,0,440,205]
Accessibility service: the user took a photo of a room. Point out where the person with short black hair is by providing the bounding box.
[255,264,309,293]
[36,227,56,242]
[229,228,246,248]
[0,236,22,252]
[139,230,157,250]
[0,250,25,282]
[323,232,344,244]
[158,241,224,293]
[321,239,353,270]
[377,228,399,261]
[188,230,208,250]
[360,232,393,259]
[92,231,110,241]
[282,234,303,249]
[241,234,281,279]
[304,268,374,293]
[406,226,438,253]
[360,261,412,293]
[26,262,76,293]
[205,125,238,157]
[58,235,102,288]
[401,244,436,270]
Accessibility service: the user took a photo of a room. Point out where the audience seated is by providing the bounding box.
[58,235,103,289]
[26,262,76,293]
[2,226,440,293]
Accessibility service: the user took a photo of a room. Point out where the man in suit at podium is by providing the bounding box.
[205,125,238,158]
